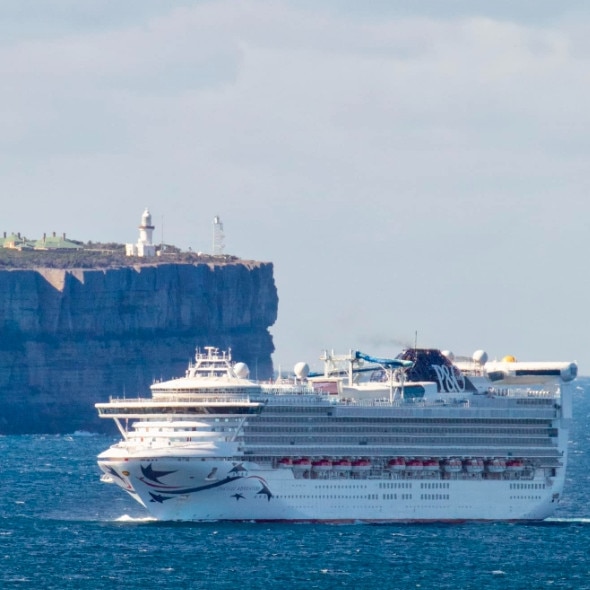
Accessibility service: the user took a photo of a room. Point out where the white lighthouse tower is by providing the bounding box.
[126,208,156,257]
[212,215,225,256]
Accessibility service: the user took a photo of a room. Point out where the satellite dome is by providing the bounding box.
[294,362,310,379]
[233,362,249,378]
[472,350,488,365]
[441,350,454,361]
[502,355,517,363]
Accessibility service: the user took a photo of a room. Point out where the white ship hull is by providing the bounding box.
[99,454,565,522]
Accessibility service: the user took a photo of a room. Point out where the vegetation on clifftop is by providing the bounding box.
[0,243,240,269]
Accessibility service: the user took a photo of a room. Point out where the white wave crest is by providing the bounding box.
[114,514,157,523]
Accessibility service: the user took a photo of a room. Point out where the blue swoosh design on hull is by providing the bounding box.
[149,476,244,502]
[146,475,274,505]
[141,464,178,483]
[139,462,274,504]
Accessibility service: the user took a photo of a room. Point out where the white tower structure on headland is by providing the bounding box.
[213,215,225,256]
[126,208,157,257]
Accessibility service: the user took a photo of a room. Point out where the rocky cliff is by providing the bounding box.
[0,261,278,434]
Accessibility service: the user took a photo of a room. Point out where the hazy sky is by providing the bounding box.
[2,1,589,374]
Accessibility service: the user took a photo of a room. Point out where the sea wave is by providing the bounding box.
[545,517,590,524]
[114,514,157,523]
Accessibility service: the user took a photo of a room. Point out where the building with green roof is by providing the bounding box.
[33,232,82,251]
[0,232,33,250]
[1,231,82,251]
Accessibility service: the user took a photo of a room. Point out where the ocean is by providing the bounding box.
[1,381,589,590]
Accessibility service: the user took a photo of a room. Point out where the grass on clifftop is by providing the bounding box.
[0,244,239,270]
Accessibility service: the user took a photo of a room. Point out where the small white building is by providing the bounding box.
[126,208,156,257]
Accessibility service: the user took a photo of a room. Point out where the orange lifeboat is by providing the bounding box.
[464,458,484,474]
[278,457,293,469]
[443,458,463,473]
[387,457,406,471]
[406,459,424,472]
[292,457,311,471]
[506,459,525,472]
[334,459,352,472]
[311,458,333,472]
[351,459,371,473]
[422,458,440,472]
[486,458,506,473]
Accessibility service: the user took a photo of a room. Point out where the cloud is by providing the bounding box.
[1,4,587,228]
[1,1,589,368]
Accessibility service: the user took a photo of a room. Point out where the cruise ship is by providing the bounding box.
[95,346,578,522]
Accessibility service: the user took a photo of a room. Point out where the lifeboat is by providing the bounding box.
[406,459,424,472]
[443,458,463,473]
[278,457,293,469]
[351,459,372,472]
[506,459,525,472]
[387,457,406,471]
[486,458,506,473]
[311,458,333,472]
[464,458,484,474]
[292,457,311,471]
[334,459,352,472]
[422,458,440,472]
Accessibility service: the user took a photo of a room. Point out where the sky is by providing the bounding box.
[2,0,590,375]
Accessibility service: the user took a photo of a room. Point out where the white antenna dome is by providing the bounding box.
[441,350,454,361]
[234,362,249,378]
[472,350,488,365]
[294,362,310,379]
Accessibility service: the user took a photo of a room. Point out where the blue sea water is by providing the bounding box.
[1,382,589,590]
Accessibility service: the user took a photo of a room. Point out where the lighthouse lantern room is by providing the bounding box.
[126,208,156,257]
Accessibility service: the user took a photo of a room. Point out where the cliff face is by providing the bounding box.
[0,261,278,434]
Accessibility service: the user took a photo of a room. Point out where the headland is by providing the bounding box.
[0,239,278,434]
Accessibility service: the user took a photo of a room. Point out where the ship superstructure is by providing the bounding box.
[96,346,577,522]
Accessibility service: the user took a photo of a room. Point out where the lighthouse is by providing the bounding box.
[126,208,157,257]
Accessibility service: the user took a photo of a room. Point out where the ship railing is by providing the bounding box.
[151,387,258,396]
[259,388,558,403]
[260,396,448,408]
[261,385,318,396]
[337,391,558,406]
[487,387,556,398]
[286,468,541,482]
[259,396,559,417]
[105,395,257,405]
[336,398,439,408]
[126,432,235,442]
[243,445,563,459]
[260,394,341,405]
[337,407,559,420]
